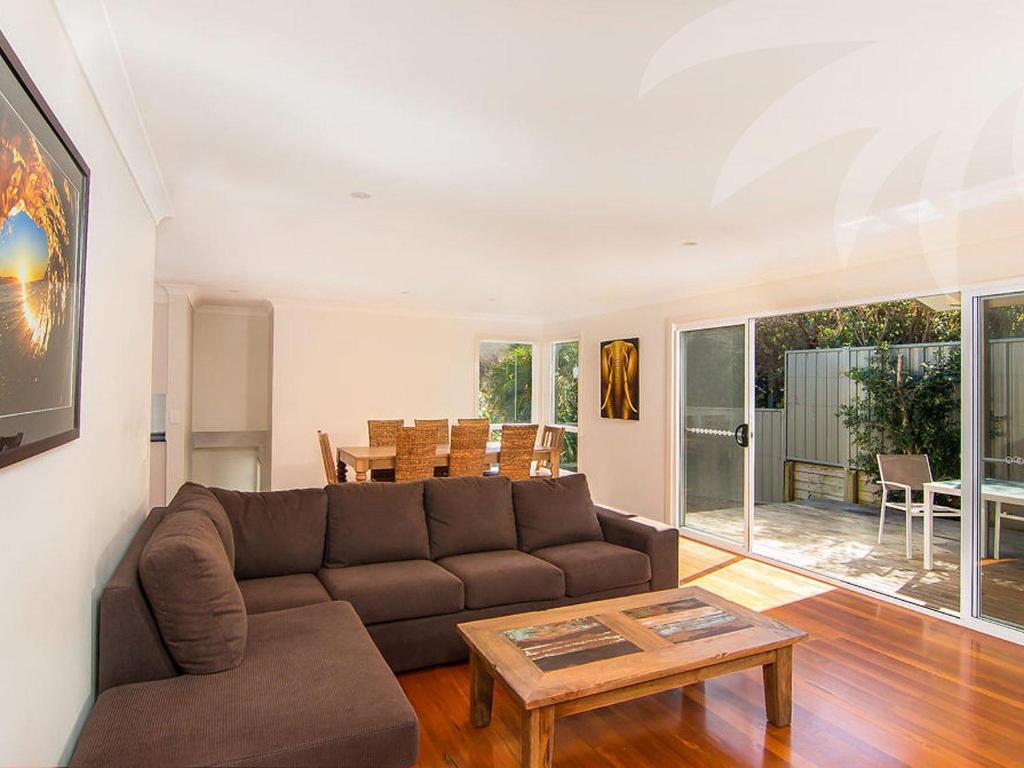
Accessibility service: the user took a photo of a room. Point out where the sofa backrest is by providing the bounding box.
[97,507,178,693]
[210,488,328,579]
[423,475,517,559]
[324,481,429,567]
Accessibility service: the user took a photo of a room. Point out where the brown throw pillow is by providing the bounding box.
[168,482,236,570]
[512,474,603,552]
[424,475,517,559]
[211,488,327,579]
[325,481,429,566]
[140,510,247,674]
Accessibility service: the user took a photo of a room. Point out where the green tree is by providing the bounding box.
[478,343,532,424]
[840,345,961,481]
[552,342,579,469]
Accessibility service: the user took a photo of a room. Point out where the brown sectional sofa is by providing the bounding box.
[70,474,679,767]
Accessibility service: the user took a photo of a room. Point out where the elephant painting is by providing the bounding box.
[600,338,640,420]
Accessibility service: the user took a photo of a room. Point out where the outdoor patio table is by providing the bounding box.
[922,479,1024,570]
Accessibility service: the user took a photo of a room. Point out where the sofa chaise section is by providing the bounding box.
[72,602,418,768]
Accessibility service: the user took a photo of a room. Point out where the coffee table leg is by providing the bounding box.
[522,706,554,768]
[469,651,493,727]
[763,646,793,727]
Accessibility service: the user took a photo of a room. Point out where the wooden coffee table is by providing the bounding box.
[458,586,806,768]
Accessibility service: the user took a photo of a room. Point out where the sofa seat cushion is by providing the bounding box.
[325,481,429,566]
[70,602,418,768]
[512,474,603,552]
[423,475,517,559]
[238,574,332,615]
[318,561,463,624]
[437,550,565,609]
[532,541,651,597]
[139,510,247,674]
[212,487,327,579]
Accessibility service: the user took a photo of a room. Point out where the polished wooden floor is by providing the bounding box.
[399,536,1024,767]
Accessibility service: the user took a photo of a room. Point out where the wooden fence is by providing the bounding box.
[783,342,959,470]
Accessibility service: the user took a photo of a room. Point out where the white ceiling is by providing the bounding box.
[78,1,1024,320]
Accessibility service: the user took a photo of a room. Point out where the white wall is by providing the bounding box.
[192,305,271,432]
[164,290,193,496]
[0,3,156,765]
[546,236,1024,523]
[271,301,540,489]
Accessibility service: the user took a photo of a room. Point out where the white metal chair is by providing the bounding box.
[877,454,959,558]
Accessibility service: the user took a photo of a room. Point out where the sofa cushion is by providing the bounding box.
[212,488,327,579]
[169,482,235,569]
[423,475,517,559]
[318,561,463,624]
[238,574,332,615]
[69,602,419,768]
[512,473,604,552]
[437,550,565,609]
[532,541,651,596]
[325,481,429,566]
[139,510,247,674]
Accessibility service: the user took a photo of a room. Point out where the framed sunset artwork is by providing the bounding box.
[0,30,90,470]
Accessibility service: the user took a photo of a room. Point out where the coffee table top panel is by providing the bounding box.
[458,586,806,709]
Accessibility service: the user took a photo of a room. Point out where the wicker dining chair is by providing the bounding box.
[317,430,340,485]
[368,419,403,482]
[533,425,565,477]
[497,424,539,481]
[395,425,438,483]
[415,419,450,476]
[448,424,490,477]
[414,418,450,445]
[457,418,490,428]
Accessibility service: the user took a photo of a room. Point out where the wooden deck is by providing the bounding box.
[400,537,1024,767]
[685,500,1024,625]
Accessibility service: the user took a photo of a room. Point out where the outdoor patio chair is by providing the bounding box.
[877,453,960,559]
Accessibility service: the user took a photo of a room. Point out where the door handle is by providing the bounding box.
[734,423,750,448]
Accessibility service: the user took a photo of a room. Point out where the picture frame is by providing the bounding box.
[0,29,90,470]
[599,337,640,420]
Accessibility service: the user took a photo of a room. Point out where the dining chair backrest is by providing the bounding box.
[415,418,450,445]
[877,453,933,491]
[536,425,565,472]
[448,424,490,477]
[457,418,490,428]
[498,424,539,481]
[317,430,339,485]
[395,426,437,482]
[368,419,403,447]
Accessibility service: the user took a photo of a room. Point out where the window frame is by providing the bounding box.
[548,338,580,472]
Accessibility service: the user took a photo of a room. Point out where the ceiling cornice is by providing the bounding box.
[53,0,174,223]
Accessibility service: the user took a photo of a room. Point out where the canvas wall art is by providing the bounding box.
[0,31,89,470]
[599,337,639,420]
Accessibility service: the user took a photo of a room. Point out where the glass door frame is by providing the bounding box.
[961,282,1024,645]
[669,286,1024,647]
[669,317,756,551]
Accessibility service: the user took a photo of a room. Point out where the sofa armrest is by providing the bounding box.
[595,507,679,591]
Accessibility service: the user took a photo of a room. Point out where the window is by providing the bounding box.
[551,340,579,471]
[478,341,533,425]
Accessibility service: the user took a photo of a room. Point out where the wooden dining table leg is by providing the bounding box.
[522,706,555,768]
[550,450,560,479]
[354,459,369,482]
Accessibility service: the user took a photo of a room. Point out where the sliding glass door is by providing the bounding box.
[977,292,1024,631]
[677,324,750,545]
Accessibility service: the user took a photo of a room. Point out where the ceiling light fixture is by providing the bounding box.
[682,241,698,247]
[350,191,371,200]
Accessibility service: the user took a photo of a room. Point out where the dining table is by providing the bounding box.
[922,478,1024,570]
[336,441,559,482]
